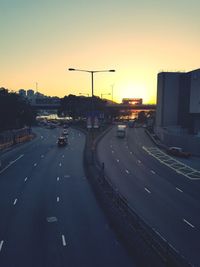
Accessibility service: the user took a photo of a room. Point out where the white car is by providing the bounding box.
[63,129,68,136]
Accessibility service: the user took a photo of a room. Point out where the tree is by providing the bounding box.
[58,94,106,120]
[0,88,36,131]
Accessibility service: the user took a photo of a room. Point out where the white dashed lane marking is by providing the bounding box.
[151,170,156,174]
[144,188,151,194]
[34,163,37,167]
[62,235,67,246]
[176,187,183,193]
[13,198,18,205]
[57,197,60,202]
[183,219,195,229]
[125,169,130,174]
[24,177,28,182]
[57,177,60,181]
[0,240,4,252]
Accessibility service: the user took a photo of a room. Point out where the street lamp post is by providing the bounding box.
[68,67,115,164]
[68,68,115,97]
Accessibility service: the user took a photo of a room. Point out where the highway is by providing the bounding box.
[97,126,200,267]
[0,127,135,267]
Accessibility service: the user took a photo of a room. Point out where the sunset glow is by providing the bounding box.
[1,0,200,103]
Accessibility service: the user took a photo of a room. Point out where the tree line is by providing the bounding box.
[58,94,107,119]
[0,88,36,132]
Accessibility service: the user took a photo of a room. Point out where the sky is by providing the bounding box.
[1,0,200,103]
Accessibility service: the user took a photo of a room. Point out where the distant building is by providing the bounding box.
[27,89,34,99]
[122,98,143,105]
[18,89,26,98]
[155,68,200,154]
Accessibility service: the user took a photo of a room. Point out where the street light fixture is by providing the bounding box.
[68,68,115,97]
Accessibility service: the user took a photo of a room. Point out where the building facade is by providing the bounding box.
[156,69,200,134]
[155,68,200,154]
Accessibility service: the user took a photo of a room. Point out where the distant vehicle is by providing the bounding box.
[116,125,126,138]
[167,147,191,158]
[63,129,69,136]
[63,124,69,129]
[57,136,67,147]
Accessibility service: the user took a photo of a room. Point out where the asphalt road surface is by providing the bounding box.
[97,126,200,267]
[0,127,135,267]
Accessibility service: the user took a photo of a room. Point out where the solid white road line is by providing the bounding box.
[0,154,24,174]
[144,188,151,194]
[183,219,195,228]
[0,240,4,252]
[13,198,18,205]
[62,235,67,246]
[151,170,156,174]
[176,187,183,193]
[154,230,166,242]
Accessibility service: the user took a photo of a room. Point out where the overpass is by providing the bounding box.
[106,103,156,110]
[31,102,156,112]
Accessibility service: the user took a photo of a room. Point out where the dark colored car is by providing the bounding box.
[167,147,191,158]
[57,136,67,147]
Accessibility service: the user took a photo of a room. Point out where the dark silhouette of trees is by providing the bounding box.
[58,94,106,119]
[0,88,36,131]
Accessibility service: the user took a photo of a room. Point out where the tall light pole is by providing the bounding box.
[111,84,115,102]
[68,68,115,97]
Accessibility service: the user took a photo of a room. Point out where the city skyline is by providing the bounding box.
[1,0,200,103]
